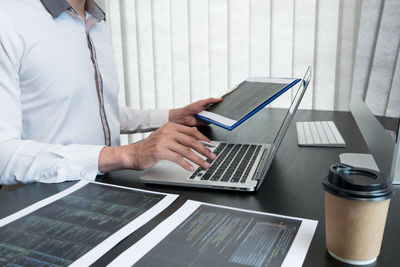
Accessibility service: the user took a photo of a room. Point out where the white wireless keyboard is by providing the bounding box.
[296,121,345,147]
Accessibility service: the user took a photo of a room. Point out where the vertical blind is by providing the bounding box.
[96,0,400,144]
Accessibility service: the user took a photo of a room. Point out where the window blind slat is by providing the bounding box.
[293,0,316,110]
[249,0,271,77]
[270,0,294,108]
[170,0,191,108]
[136,0,156,110]
[335,0,359,111]
[188,0,210,102]
[228,0,250,88]
[152,0,173,109]
[120,0,141,109]
[365,0,400,116]
[351,0,383,101]
[209,0,229,97]
[313,0,340,110]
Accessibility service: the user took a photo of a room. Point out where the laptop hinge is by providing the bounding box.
[252,148,268,181]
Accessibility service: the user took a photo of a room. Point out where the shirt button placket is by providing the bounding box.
[85,17,112,147]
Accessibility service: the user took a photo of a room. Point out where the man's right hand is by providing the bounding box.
[98,122,216,173]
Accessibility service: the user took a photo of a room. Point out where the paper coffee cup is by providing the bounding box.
[322,163,392,265]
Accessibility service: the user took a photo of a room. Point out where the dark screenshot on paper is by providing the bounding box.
[0,183,165,266]
[206,81,289,121]
[135,204,301,267]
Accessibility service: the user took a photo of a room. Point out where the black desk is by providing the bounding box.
[1,109,399,267]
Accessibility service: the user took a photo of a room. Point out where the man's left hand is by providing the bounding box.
[169,97,223,126]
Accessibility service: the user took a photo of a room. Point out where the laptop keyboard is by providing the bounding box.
[188,143,263,183]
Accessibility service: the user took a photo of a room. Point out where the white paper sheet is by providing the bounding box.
[109,200,318,267]
[245,77,296,84]
[0,180,178,266]
[197,110,238,127]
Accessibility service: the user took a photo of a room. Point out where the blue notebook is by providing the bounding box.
[196,77,301,130]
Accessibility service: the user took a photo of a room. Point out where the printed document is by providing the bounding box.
[0,180,178,266]
[109,200,318,267]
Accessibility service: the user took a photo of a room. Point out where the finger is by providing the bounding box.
[185,127,211,143]
[168,142,211,169]
[170,124,211,143]
[163,150,196,171]
[198,97,223,108]
[158,131,213,168]
[204,97,223,105]
[174,133,216,160]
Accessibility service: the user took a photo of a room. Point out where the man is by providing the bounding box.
[0,0,221,185]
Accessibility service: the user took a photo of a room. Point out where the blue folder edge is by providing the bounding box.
[196,78,301,131]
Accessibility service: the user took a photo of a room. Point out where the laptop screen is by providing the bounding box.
[255,66,312,190]
[273,67,312,148]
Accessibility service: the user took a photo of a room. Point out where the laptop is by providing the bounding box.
[140,67,312,191]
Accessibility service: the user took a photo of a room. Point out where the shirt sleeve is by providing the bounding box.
[0,13,104,185]
[119,107,169,134]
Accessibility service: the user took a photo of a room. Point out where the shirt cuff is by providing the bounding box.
[51,144,104,182]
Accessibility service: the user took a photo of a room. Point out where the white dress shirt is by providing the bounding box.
[0,0,168,185]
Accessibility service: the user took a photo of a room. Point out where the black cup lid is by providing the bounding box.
[322,163,392,201]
